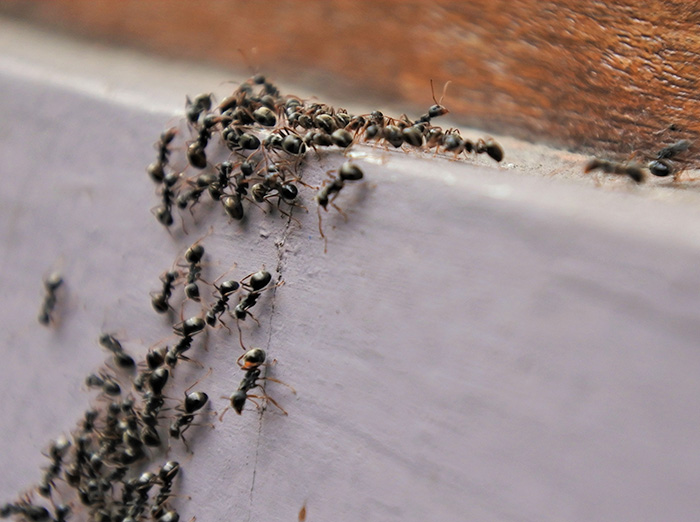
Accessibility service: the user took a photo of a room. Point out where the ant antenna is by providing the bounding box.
[439,80,452,105]
[430,79,452,106]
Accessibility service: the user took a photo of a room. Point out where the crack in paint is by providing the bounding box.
[246,208,293,521]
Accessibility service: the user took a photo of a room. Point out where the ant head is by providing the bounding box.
[231,390,248,414]
[429,79,451,117]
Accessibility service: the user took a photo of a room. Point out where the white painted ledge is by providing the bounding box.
[2,17,700,522]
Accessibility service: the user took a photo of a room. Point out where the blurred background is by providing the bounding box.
[2,0,700,160]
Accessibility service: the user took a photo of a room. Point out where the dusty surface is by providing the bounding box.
[2,16,700,522]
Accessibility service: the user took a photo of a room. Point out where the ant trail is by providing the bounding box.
[244,158,297,522]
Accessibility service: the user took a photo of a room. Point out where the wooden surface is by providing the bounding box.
[2,0,700,165]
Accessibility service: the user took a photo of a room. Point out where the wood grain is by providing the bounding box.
[2,0,699,163]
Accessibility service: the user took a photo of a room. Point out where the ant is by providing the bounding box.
[416,79,450,124]
[185,93,213,126]
[152,461,180,517]
[219,168,253,221]
[648,139,692,180]
[1,500,50,521]
[250,164,303,220]
[148,367,170,396]
[134,345,168,392]
[169,389,210,448]
[205,279,241,328]
[85,372,121,396]
[220,360,295,417]
[38,272,63,326]
[151,270,179,314]
[165,317,206,368]
[99,333,135,369]
[165,331,205,369]
[584,158,645,183]
[186,114,222,170]
[123,471,158,519]
[233,269,281,346]
[183,240,206,301]
[475,138,504,162]
[438,131,503,162]
[153,172,180,228]
[37,436,71,498]
[316,161,364,251]
[147,127,178,183]
[173,316,206,338]
[206,161,235,201]
[81,408,99,433]
[236,347,267,370]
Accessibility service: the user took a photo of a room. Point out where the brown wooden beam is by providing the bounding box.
[2,0,699,164]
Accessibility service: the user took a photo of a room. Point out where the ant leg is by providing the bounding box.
[248,311,261,327]
[247,396,263,411]
[237,321,247,350]
[218,400,230,422]
[330,202,348,221]
[262,376,297,395]
[178,354,204,368]
[249,393,288,416]
[317,205,326,239]
[218,317,233,335]
[184,367,213,395]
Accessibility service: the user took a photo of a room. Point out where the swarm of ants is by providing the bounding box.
[12,73,506,522]
[146,75,504,237]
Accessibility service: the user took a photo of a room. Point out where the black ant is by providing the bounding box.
[205,279,241,327]
[154,509,181,522]
[166,317,206,368]
[37,436,71,498]
[38,271,63,326]
[206,161,235,201]
[236,347,267,370]
[1,500,50,521]
[147,127,178,183]
[185,93,213,126]
[165,332,204,369]
[439,131,504,162]
[473,138,504,162]
[250,164,302,220]
[151,270,178,314]
[187,114,222,169]
[648,139,692,180]
[85,372,121,396]
[584,158,645,183]
[220,362,296,418]
[416,79,450,124]
[220,169,252,221]
[152,461,180,516]
[169,389,210,448]
[153,172,180,227]
[183,240,206,301]
[148,367,170,396]
[81,408,99,433]
[233,269,281,346]
[134,345,168,391]
[99,333,135,369]
[139,390,166,433]
[173,316,206,338]
[316,161,364,251]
